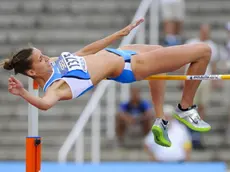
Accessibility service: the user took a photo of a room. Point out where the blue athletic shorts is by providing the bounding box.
[105,48,137,83]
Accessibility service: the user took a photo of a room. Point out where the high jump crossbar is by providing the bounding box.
[145,74,230,80]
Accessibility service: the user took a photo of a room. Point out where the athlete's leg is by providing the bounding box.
[120,45,166,119]
[131,43,211,132]
[132,43,211,108]
[120,44,171,147]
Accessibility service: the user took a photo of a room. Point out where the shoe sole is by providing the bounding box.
[151,125,171,147]
[173,114,211,132]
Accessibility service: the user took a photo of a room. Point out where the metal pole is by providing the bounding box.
[150,0,159,45]
[75,131,84,163]
[136,21,145,44]
[106,82,116,139]
[120,84,130,102]
[91,105,101,163]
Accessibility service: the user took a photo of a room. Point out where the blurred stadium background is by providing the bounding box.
[0,0,229,171]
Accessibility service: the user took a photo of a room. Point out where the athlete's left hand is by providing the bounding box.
[8,75,24,96]
[118,18,145,36]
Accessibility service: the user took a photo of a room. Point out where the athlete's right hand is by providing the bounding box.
[8,75,24,96]
[118,18,144,36]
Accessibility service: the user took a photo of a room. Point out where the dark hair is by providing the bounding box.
[3,48,33,75]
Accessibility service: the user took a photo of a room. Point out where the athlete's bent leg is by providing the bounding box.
[120,44,171,147]
[131,43,211,132]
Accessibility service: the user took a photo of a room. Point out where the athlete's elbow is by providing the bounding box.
[39,106,49,111]
[38,106,49,111]
[39,103,53,111]
[38,93,60,111]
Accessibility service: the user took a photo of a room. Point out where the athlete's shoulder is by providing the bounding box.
[59,51,78,57]
[58,52,72,58]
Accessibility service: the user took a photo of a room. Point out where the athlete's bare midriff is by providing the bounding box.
[83,49,125,85]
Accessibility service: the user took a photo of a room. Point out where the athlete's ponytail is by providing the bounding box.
[0,59,13,70]
[3,59,14,70]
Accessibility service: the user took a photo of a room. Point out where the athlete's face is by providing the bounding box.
[26,48,53,77]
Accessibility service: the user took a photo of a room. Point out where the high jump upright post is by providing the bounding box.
[26,78,41,172]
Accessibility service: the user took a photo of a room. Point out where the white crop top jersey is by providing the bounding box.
[43,52,94,99]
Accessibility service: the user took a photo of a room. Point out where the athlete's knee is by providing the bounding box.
[189,43,211,62]
[203,43,212,60]
[196,43,211,59]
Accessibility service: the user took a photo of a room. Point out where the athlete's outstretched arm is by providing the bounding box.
[75,18,144,56]
[8,76,60,110]
[20,89,60,110]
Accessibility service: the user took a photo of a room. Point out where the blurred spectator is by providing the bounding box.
[183,24,219,149]
[226,22,230,59]
[160,0,185,46]
[224,22,230,141]
[144,104,192,162]
[116,86,153,145]
[222,22,230,71]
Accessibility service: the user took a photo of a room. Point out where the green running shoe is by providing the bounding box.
[151,118,172,147]
[173,104,211,132]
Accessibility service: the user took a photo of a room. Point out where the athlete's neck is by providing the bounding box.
[34,72,53,88]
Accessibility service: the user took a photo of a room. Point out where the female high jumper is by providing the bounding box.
[1,18,211,147]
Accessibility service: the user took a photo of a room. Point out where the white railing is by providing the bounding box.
[58,81,111,163]
[58,0,159,163]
